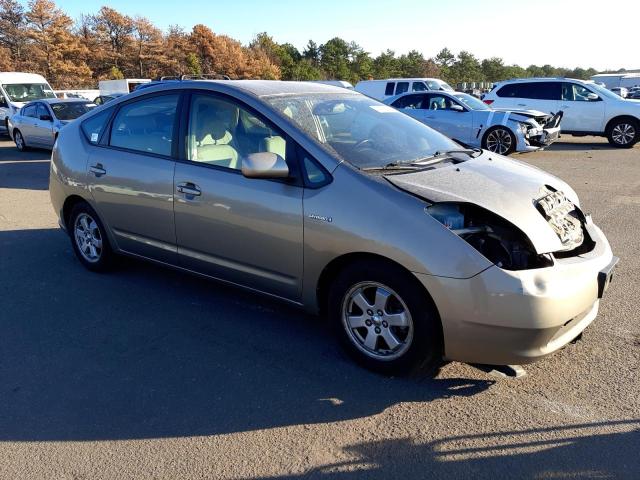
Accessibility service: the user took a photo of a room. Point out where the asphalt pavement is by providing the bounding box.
[0,136,638,479]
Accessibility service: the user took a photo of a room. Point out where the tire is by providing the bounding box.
[68,202,115,272]
[328,259,443,376]
[13,129,28,152]
[482,126,516,155]
[606,118,639,148]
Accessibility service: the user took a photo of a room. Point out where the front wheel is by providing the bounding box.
[328,260,443,376]
[607,119,638,148]
[14,130,28,152]
[482,127,516,155]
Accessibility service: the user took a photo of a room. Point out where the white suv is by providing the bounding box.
[483,78,640,147]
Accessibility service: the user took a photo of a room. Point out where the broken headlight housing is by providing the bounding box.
[427,202,553,271]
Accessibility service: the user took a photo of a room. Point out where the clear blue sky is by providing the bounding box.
[56,0,632,71]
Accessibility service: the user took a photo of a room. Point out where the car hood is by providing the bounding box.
[385,153,581,254]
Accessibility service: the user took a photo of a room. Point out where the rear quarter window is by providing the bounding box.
[81,107,114,144]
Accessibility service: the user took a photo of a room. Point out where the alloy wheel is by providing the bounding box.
[341,282,414,361]
[74,212,103,263]
[15,131,24,150]
[485,128,513,154]
[611,123,636,145]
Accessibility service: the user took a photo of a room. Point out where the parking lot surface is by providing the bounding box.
[0,136,638,479]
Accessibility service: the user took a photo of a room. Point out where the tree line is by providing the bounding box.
[0,0,622,89]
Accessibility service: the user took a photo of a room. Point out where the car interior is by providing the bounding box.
[188,95,287,170]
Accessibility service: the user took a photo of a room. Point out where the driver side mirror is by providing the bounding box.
[40,114,53,121]
[450,104,465,112]
[242,152,289,179]
[586,93,600,101]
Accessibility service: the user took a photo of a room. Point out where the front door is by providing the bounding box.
[32,103,55,146]
[560,82,606,132]
[173,92,304,300]
[86,92,180,263]
[424,94,472,143]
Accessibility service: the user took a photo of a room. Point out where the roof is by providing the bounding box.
[0,72,49,83]
[36,98,93,105]
[173,80,353,97]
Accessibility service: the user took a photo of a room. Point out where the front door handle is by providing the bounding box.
[517,103,527,107]
[89,163,106,176]
[176,182,201,196]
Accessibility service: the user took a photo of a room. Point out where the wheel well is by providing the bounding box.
[62,195,88,230]
[316,252,434,317]
[605,115,639,134]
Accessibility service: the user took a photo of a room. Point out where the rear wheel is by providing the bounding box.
[14,129,28,151]
[328,260,443,376]
[607,119,638,148]
[69,202,115,272]
[482,126,516,155]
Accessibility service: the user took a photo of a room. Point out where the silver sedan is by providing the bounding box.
[9,98,95,151]
[49,81,616,375]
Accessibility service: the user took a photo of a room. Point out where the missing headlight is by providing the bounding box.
[427,203,553,270]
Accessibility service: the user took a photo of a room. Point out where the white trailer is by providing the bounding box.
[98,78,151,95]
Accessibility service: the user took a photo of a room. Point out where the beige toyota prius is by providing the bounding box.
[49,80,617,375]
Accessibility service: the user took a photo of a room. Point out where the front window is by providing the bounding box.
[187,93,288,171]
[587,83,621,101]
[562,83,598,102]
[452,93,489,110]
[266,93,458,169]
[435,81,454,92]
[51,102,95,121]
[4,83,55,102]
[412,82,427,92]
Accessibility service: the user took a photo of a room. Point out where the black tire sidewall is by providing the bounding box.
[482,127,516,155]
[607,119,639,148]
[328,260,443,376]
[68,202,114,272]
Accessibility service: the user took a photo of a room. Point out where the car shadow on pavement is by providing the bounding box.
[0,228,494,442]
[0,146,50,190]
[256,420,640,479]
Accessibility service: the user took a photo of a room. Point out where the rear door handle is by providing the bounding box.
[176,182,201,196]
[89,163,106,176]
[517,103,527,107]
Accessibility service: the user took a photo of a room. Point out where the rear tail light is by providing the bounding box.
[483,99,494,105]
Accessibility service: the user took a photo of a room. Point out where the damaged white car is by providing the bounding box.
[385,90,562,155]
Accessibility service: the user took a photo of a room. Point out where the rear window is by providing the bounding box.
[109,94,179,156]
[384,82,395,96]
[81,107,114,144]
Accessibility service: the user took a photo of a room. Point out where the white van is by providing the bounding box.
[0,72,55,133]
[98,79,151,95]
[355,78,454,101]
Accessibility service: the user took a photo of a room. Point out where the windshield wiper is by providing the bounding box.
[362,148,482,172]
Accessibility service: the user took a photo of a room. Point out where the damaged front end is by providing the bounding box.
[426,184,592,271]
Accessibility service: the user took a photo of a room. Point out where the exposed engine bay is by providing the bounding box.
[427,186,591,271]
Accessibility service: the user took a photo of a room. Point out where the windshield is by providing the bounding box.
[453,93,489,110]
[51,102,96,121]
[589,83,624,101]
[438,81,454,92]
[265,93,458,169]
[3,83,55,102]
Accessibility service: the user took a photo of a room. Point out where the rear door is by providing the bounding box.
[560,82,606,132]
[173,91,304,300]
[18,104,39,143]
[86,92,181,263]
